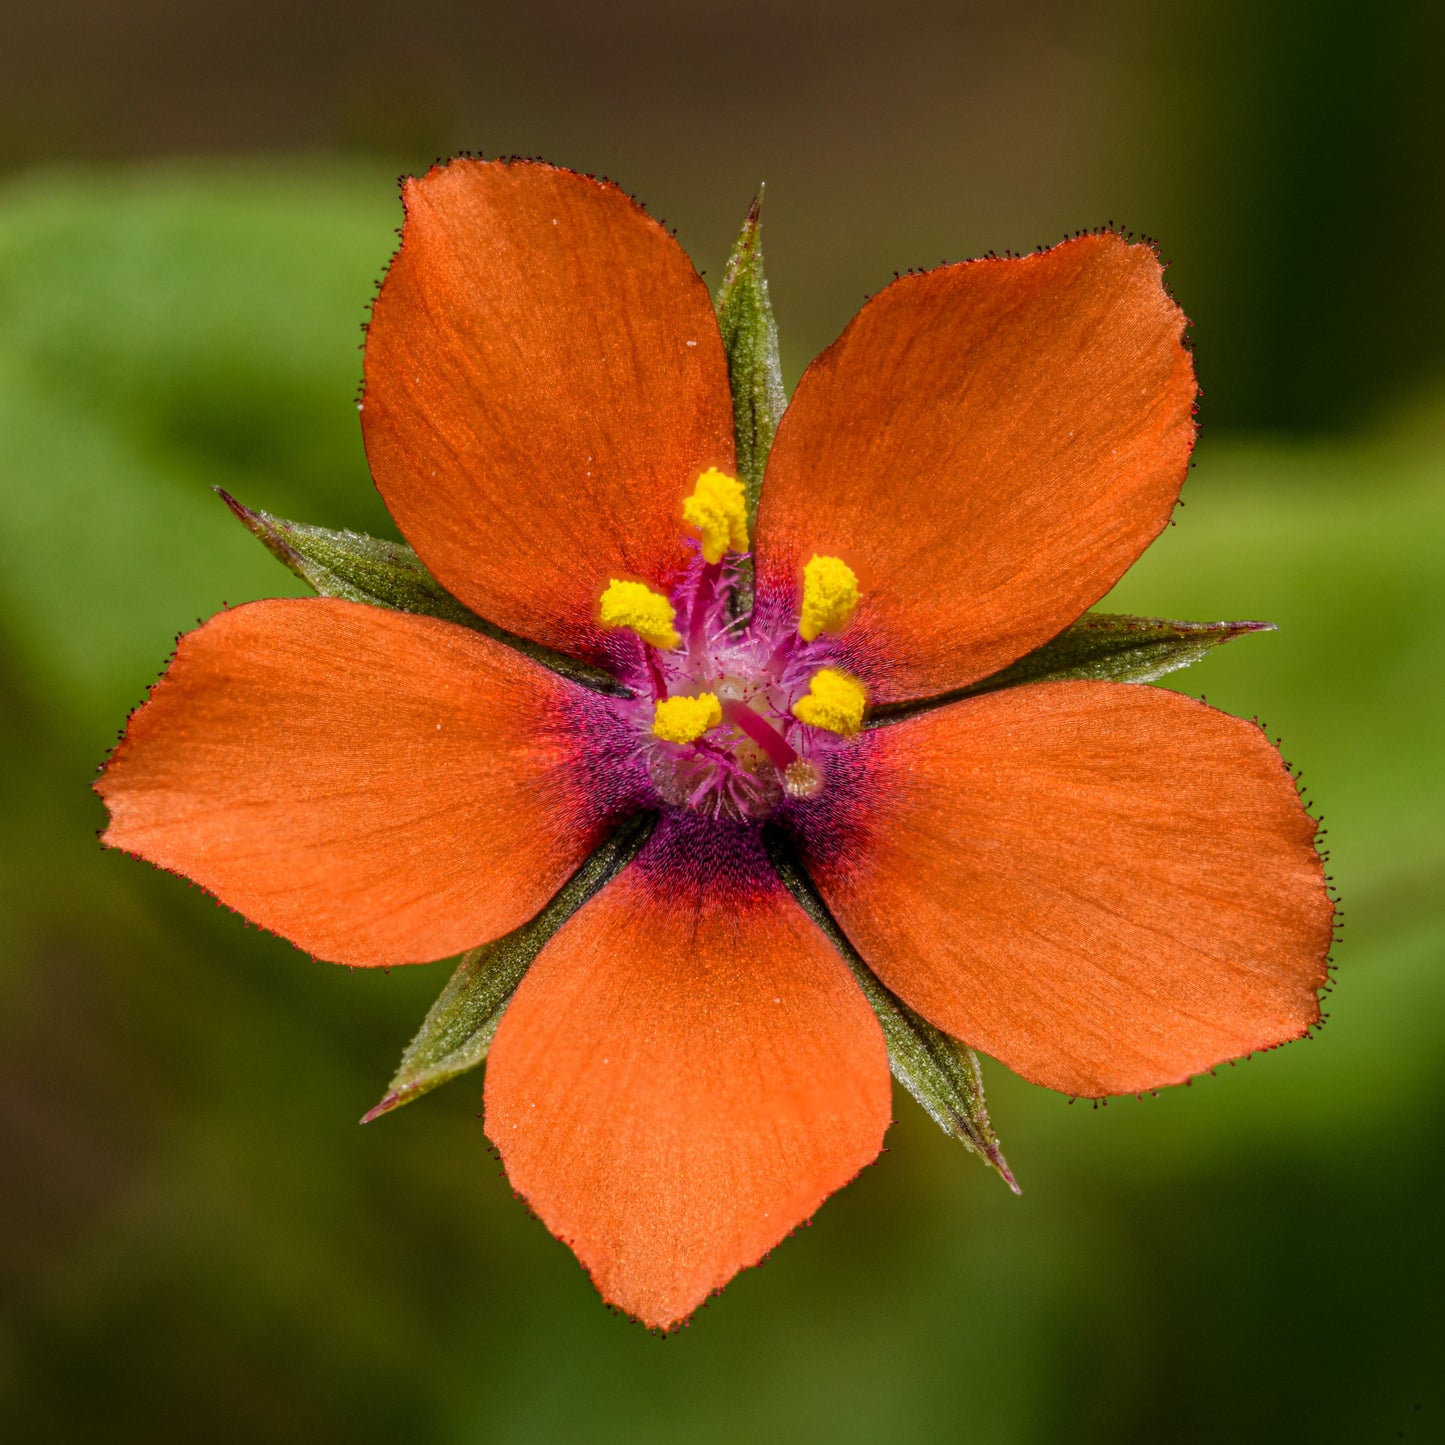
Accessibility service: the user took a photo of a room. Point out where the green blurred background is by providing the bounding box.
[1,3,1441,1441]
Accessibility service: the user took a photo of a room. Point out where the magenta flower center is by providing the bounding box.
[608,556,856,822]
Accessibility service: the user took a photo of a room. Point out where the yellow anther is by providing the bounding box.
[682,468,749,564]
[792,668,867,736]
[599,579,679,650]
[653,692,723,744]
[798,555,859,642]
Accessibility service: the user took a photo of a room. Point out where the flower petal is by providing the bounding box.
[361,159,735,661]
[754,234,1197,701]
[96,598,634,966]
[791,682,1333,1097]
[484,815,891,1329]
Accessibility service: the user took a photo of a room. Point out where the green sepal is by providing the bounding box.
[868,612,1274,727]
[218,488,626,696]
[766,831,1018,1192]
[714,188,787,613]
[362,813,657,1123]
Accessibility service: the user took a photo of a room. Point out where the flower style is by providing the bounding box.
[96,159,1335,1330]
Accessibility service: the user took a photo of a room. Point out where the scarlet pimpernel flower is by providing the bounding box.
[97,159,1336,1329]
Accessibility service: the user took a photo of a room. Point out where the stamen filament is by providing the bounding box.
[688,560,723,669]
[763,632,796,682]
[720,698,797,770]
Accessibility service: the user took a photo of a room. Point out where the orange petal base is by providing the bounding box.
[792,682,1334,1097]
[97,599,622,966]
[484,815,892,1328]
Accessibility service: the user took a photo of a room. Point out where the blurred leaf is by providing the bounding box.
[363,813,657,1122]
[715,188,787,614]
[767,830,1017,1190]
[220,491,626,696]
[0,164,398,724]
[0,165,397,521]
[869,613,1273,725]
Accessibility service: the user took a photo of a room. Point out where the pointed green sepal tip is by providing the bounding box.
[359,1092,403,1125]
[715,183,787,511]
[869,612,1277,726]
[363,813,656,1122]
[216,489,626,696]
[715,185,787,617]
[766,830,1019,1192]
[215,486,296,566]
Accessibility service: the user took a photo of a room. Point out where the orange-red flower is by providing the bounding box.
[97,160,1334,1330]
